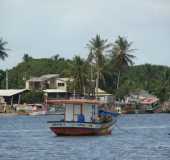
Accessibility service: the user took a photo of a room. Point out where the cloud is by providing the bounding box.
[0,0,170,69]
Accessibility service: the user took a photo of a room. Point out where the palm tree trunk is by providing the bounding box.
[96,70,100,99]
[117,71,120,89]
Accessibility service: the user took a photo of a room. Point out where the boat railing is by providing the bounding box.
[47,119,115,125]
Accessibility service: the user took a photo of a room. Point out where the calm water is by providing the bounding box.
[0,114,170,160]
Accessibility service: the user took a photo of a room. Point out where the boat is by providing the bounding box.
[29,110,46,116]
[28,104,47,116]
[47,99,119,136]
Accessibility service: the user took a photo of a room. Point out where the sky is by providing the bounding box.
[0,0,170,69]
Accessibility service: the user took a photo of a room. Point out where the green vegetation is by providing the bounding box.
[68,55,90,95]
[87,34,111,96]
[0,38,8,61]
[21,91,44,104]
[1,35,170,103]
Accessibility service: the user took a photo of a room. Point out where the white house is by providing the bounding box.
[95,88,113,103]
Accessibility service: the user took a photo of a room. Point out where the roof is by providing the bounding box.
[0,89,27,97]
[43,89,67,93]
[56,78,73,82]
[29,74,59,82]
[140,97,159,105]
[95,88,112,96]
[47,99,103,105]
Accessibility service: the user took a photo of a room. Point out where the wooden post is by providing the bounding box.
[73,104,75,121]
[11,96,13,108]
[80,104,83,114]
[18,94,21,105]
[44,93,48,112]
[64,104,66,122]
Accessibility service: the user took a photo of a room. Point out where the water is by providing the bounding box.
[0,114,170,160]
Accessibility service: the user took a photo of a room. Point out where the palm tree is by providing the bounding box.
[110,36,136,89]
[0,38,8,60]
[23,54,32,62]
[87,34,111,97]
[51,54,60,61]
[70,56,88,96]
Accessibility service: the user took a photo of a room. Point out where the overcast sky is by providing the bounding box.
[0,0,170,69]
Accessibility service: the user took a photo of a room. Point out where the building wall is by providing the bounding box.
[98,95,113,103]
[48,78,57,89]
[26,77,69,91]
[56,79,67,91]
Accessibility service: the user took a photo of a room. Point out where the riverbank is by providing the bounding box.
[0,113,18,117]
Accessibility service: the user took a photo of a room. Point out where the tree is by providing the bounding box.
[87,34,111,97]
[69,55,88,96]
[51,54,60,61]
[23,54,33,62]
[0,38,8,61]
[0,70,5,88]
[110,36,135,89]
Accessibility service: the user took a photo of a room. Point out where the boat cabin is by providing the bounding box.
[47,99,103,123]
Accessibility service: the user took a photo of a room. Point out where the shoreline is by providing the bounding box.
[0,112,169,118]
[0,113,18,117]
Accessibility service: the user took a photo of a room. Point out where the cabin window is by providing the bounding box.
[58,83,65,87]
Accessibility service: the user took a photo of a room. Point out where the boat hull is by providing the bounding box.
[48,120,116,136]
[50,127,112,136]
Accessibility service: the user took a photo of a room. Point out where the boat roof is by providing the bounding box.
[47,99,103,105]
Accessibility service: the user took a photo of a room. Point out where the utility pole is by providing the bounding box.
[6,69,8,89]
[90,64,94,97]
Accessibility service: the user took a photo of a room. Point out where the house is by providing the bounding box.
[26,74,59,90]
[26,74,113,103]
[43,78,73,99]
[43,89,70,99]
[0,89,27,112]
[125,90,159,113]
[56,78,71,91]
[26,74,73,91]
[95,88,113,103]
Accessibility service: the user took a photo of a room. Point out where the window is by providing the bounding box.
[58,83,65,87]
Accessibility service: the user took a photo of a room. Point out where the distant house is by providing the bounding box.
[26,74,59,90]
[0,89,27,112]
[43,89,69,99]
[56,78,71,92]
[43,78,72,99]
[95,88,113,103]
[25,74,72,98]
[26,74,73,90]
[26,74,113,102]
[125,90,159,113]
[26,74,73,91]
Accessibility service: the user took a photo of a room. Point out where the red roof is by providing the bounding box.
[140,97,159,105]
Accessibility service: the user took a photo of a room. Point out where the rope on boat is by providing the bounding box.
[113,115,131,134]
[115,123,131,134]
